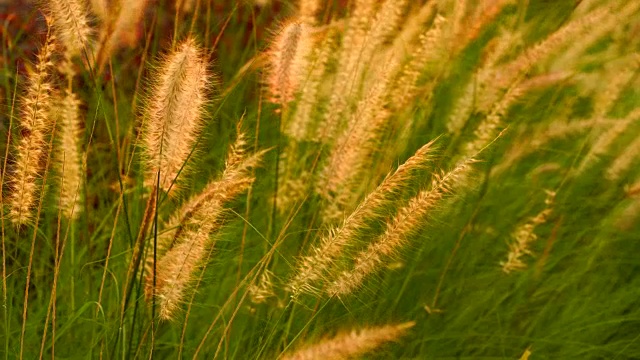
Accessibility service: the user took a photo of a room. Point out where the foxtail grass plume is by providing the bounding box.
[142,37,210,193]
[320,0,377,139]
[360,0,408,68]
[111,0,148,47]
[288,141,436,298]
[54,90,84,219]
[591,60,637,118]
[455,0,512,52]
[48,0,92,59]
[145,128,264,320]
[577,108,640,175]
[391,15,447,110]
[455,7,611,122]
[328,158,475,296]
[8,29,56,225]
[146,128,263,269]
[285,33,335,140]
[447,28,522,134]
[552,2,640,71]
[266,21,313,105]
[607,132,640,181]
[319,64,396,221]
[248,269,276,304]
[464,72,570,158]
[484,7,610,108]
[501,190,555,273]
[281,321,415,360]
[96,0,148,72]
[491,117,616,177]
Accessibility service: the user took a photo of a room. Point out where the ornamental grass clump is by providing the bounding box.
[2,0,640,358]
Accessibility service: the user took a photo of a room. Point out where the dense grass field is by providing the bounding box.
[1,0,640,358]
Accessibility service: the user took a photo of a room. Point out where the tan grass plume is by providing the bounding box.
[142,37,210,193]
[391,15,447,111]
[607,131,640,181]
[145,127,264,320]
[285,33,335,141]
[53,90,84,219]
[390,1,437,60]
[320,0,377,139]
[501,190,555,273]
[578,108,640,175]
[288,140,436,298]
[328,158,475,296]
[7,28,56,225]
[319,63,396,221]
[48,0,92,59]
[281,321,415,360]
[96,0,149,73]
[266,21,313,105]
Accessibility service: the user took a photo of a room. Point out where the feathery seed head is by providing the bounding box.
[48,0,92,59]
[142,37,211,193]
[281,321,415,360]
[501,190,555,273]
[8,30,56,225]
[327,158,475,296]
[96,0,149,73]
[289,141,437,298]
[145,128,265,319]
[53,90,84,219]
[266,20,313,105]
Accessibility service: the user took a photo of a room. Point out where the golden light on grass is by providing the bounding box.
[319,64,396,221]
[281,321,415,360]
[298,0,321,25]
[265,21,313,105]
[142,37,210,193]
[8,29,56,226]
[501,190,556,274]
[145,128,264,320]
[96,0,149,72]
[289,141,436,297]
[54,90,84,219]
[328,158,475,296]
[48,0,92,59]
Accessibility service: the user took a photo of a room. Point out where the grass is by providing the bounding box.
[1,0,640,358]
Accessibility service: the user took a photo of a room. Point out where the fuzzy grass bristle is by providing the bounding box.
[48,0,92,59]
[265,20,313,105]
[7,29,56,226]
[281,321,415,360]
[145,127,264,320]
[53,90,84,220]
[289,140,436,298]
[501,190,556,273]
[142,37,211,193]
[328,158,475,296]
